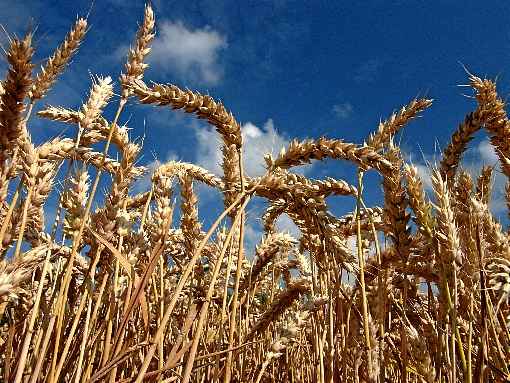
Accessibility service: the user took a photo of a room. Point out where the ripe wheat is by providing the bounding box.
[0,5,509,383]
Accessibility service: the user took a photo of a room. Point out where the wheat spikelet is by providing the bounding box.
[487,258,510,311]
[156,160,224,189]
[37,107,130,148]
[63,168,90,236]
[470,197,510,259]
[179,173,202,257]
[470,75,510,180]
[476,165,493,204]
[80,76,114,129]
[382,145,411,261]
[240,233,296,291]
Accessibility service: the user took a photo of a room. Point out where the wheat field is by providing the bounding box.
[0,5,509,383]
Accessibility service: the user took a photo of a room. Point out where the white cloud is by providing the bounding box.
[241,120,290,177]
[477,139,498,164]
[194,124,223,175]
[149,21,227,85]
[332,102,353,119]
[274,213,300,238]
[194,119,293,178]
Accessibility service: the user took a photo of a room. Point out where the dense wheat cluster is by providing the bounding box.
[1,6,509,383]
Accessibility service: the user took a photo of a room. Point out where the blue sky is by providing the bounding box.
[2,0,510,244]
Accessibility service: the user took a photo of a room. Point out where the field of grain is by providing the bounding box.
[0,5,509,382]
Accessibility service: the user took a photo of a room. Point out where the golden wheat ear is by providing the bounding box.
[366,98,433,151]
[0,33,34,156]
[29,18,87,102]
[121,3,155,97]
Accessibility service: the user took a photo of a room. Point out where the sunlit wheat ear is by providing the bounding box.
[30,18,87,101]
[79,76,114,129]
[268,137,394,176]
[470,75,510,181]
[239,232,297,291]
[62,169,90,236]
[404,164,433,238]
[245,277,310,341]
[121,3,155,96]
[131,81,243,147]
[179,172,201,256]
[431,168,462,266]
[440,110,485,183]
[365,98,433,151]
[475,165,493,204]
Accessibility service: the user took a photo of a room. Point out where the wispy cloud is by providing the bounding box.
[332,102,354,119]
[354,58,386,83]
[148,21,227,85]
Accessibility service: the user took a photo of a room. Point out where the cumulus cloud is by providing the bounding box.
[332,102,353,119]
[477,139,499,164]
[241,120,290,177]
[149,21,227,85]
[194,119,293,178]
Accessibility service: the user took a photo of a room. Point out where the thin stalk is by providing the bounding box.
[223,146,247,383]
[467,292,473,383]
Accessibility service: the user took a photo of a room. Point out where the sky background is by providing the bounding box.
[1,0,510,247]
